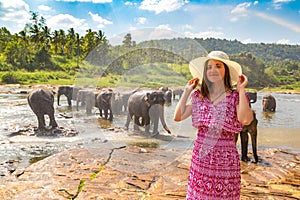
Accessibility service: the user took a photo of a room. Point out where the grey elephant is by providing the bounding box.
[247,91,257,106]
[235,110,258,163]
[111,91,123,115]
[111,88,138,114]
[27,87,58,130]
[125,90,171,136]
[159,86,172,104]
[57,86,80,106]
[95,89,113,121]
[262,94,276,112]
[172,87,184,100]
[76,89,96,114]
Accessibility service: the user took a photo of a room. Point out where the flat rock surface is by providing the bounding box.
[0,145,299,200]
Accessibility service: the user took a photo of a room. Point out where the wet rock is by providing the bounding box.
[7,125,79,138]
[0,147,299,199]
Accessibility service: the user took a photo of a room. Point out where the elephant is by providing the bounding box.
[172,87,184,100]
[57,86,80,106]
[247,91,257,106]
[159,86,172,104]
[125,90,171,136]
[262,94,276,112]
[76,89,96,114]
[111,88,138,114]
[95,89,113,121]
[27,87,58,130]
[235,110,258,163]
[111,91,123,115]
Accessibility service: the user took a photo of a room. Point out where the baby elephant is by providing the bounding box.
[27,87,58,130]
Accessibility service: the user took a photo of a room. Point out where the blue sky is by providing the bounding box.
[0,0,300,45]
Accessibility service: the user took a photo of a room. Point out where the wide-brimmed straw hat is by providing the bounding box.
[189,51,242,85]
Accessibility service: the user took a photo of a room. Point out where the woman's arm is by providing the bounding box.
[173,78,198,122]
[236,75,254,125]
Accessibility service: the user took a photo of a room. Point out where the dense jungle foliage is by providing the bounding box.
[0,12,299,90]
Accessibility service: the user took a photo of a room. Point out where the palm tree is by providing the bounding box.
[58,29,66,55]
[65,28,76,57]
[51,30,60,54]
[41,25,51,50]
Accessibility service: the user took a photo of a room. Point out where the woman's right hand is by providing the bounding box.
[186,78,199,92]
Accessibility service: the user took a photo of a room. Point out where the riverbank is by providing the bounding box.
[1,84,300,94]
[0,144,299,200]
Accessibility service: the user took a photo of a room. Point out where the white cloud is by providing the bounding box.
[273,0,295,10]
[254,1,259,6]
[0,0,31,33]
[231,2,251,16]
[135,17,147,24]
[88,12,113,28]
[241,38,253,44]
[182,24,193,30]
[139,0,187,14]
[124,1,137,6]
[0,0,30,22]
[184,31,224,39]
[230,2,252,22]
[276,38,290,44]
[56,0,112,3]
[38,5,52,12]
[156,24,172,31]
[47,14,89,34]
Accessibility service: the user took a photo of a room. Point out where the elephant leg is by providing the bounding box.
[99,108,103,117]
[67,95,72,106]
[37,115,46,130]
[104,109,109,120]
[234,133,239,144]
[152,115,159,135]
[149,105,159,135]
[250,124,258,163]
[49,114,58,128]
[57,94,61,106]
[108,108,113,121]
[125,113,132,130]
[133,116,141,131]
[158,104,171,134]
[240,130,250,162]
[144,116,151,134]
[86,105,92,114]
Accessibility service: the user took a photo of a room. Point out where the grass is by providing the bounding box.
[1,63,298,92]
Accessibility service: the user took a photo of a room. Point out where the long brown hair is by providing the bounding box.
[200,60,233,98]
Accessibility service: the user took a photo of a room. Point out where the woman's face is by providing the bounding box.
[205,59,225,84]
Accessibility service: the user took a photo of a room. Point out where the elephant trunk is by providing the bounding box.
[158,104,171,134]
[57,92,61,106]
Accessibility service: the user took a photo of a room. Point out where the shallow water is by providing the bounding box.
[0,90,299,170]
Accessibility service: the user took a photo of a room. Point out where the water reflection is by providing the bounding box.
[261,111,275,121]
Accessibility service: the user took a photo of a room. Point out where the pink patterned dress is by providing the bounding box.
[186,89,244,200]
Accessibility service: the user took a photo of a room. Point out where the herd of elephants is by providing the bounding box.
[27,85,277,163]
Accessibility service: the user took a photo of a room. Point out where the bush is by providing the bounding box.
[1,72,20,84]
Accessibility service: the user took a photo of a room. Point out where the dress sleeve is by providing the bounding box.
[222,90,244,133]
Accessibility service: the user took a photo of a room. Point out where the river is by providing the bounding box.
[0,87,299,172]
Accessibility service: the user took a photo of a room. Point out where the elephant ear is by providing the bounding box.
[144,93,152,107]
[149,92,158,102]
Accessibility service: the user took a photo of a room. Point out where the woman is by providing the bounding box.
[174,51,253,199]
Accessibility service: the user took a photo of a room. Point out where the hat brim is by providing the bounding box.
[189,56,242,85]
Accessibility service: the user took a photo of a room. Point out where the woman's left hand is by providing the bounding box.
[237,74,248,90]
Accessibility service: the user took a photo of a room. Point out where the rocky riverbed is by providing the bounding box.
[0,84,300,199]
[0,143,299,200]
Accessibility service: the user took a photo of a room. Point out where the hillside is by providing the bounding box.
[0,19,299,89]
